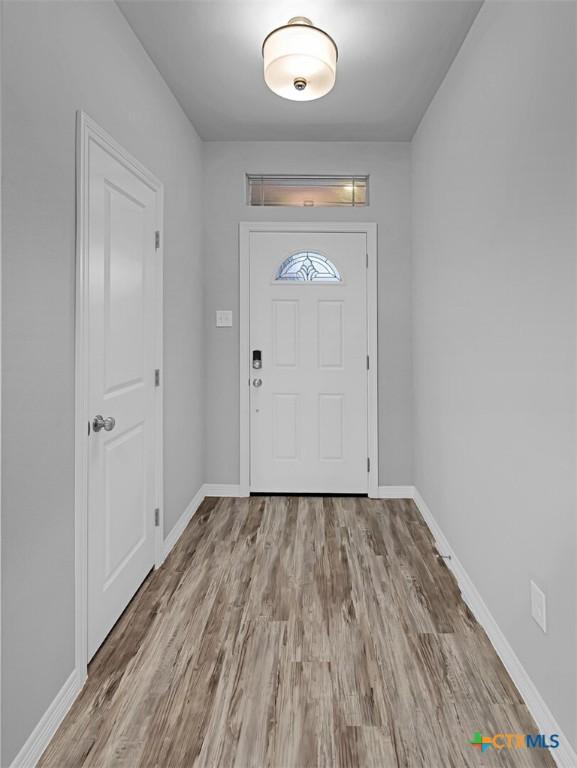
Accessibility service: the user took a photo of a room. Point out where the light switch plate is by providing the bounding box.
[530,580,547,633]
[216,310,233,327]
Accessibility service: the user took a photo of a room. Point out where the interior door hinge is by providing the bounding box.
[367,457,370,473]
[155,231,160,251]
[154,508,160,527]
[155,368,160,387]
[366,252,369,268]
[366,355,370,370]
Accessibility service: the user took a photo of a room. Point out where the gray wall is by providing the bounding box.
[1,2,204,763]
[203,141,412,487]
[412,0,576,748]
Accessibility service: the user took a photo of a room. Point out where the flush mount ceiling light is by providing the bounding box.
[262,17,338,101]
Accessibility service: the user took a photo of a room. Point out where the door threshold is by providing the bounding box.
[250,492,369,498]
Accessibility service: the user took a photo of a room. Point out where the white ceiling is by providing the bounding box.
[118,0,482,141]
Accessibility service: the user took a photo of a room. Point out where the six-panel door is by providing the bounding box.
[249,231,368,493]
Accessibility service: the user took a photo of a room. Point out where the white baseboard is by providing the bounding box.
[375,485,415,499]
[161,484,205,563]
[204,484,415,500]
[412,488,577,768]
[161,484,244,564]
[203,483,243,497]
[10,669,82,768]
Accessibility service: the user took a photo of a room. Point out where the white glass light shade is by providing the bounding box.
[262,18,337,101]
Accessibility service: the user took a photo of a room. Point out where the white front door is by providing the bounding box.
[86,139,159,659]
[249,231,368,493]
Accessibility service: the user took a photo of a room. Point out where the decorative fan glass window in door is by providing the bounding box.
[276,251,342,282]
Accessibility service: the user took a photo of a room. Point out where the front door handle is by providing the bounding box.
[93,415,116,432]
[252,378,263,388]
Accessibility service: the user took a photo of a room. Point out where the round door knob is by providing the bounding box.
[93,415,116,432]
[252,378,263,388]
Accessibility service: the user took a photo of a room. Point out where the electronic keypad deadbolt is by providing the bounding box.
[252,350,262,369]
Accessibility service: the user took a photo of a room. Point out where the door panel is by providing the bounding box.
[273,300,299,367]
[317,301,343,368]
[273,393,299,459]
[249,231,367,493]
[87,141,157,660]
[319,394,344,459]
[103,425,146,586]
[105,185,146,392]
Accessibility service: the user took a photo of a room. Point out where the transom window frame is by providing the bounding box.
[246,174,369,208]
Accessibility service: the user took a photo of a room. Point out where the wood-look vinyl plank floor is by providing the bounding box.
[39,496,556,768]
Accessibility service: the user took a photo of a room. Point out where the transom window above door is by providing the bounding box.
[276,251,342,282]
[247,175,368,207]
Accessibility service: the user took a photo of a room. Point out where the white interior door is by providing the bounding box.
[249,231,368,493]
[87,140,159,660]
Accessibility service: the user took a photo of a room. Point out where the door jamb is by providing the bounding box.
[75,112,164,679]
[239,221,378,498]
[0,5,3,757]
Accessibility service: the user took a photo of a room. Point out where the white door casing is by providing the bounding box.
[240,224,378,495]
[76,113,163,669]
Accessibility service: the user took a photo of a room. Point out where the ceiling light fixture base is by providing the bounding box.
[287,17,313,27]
